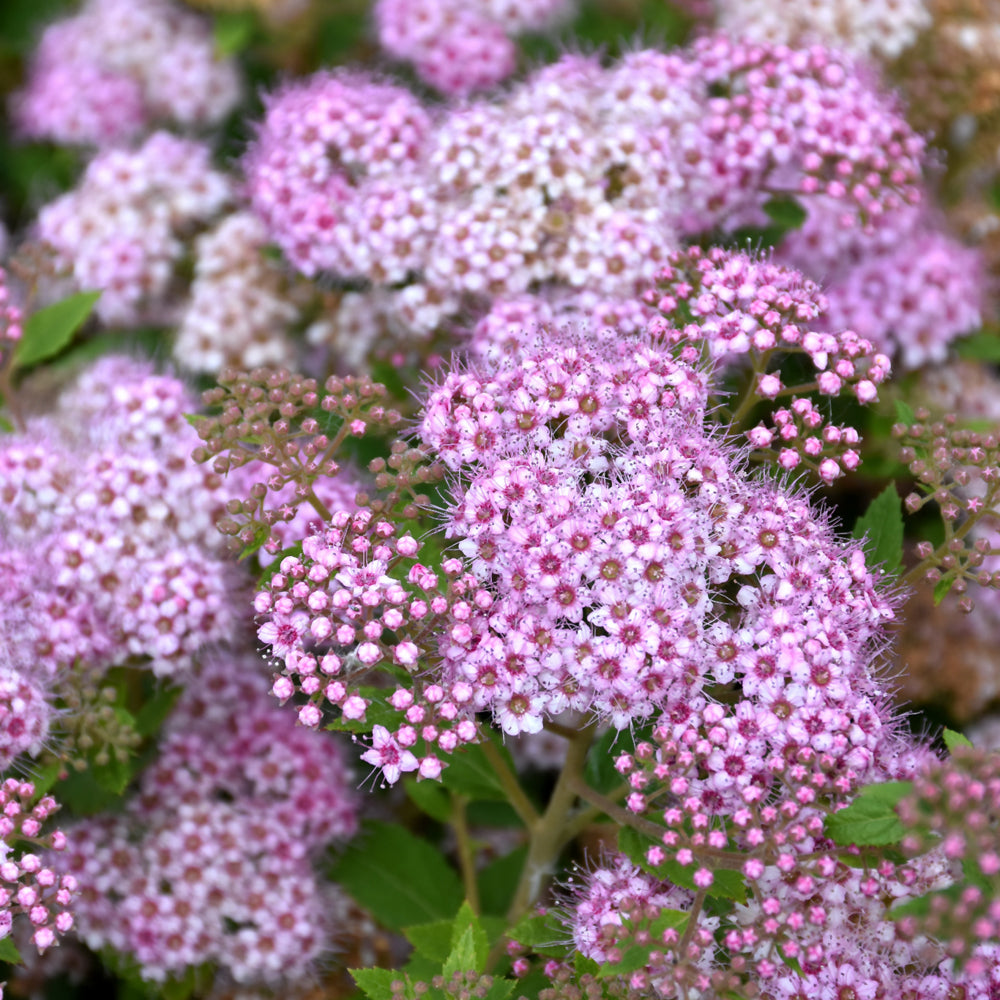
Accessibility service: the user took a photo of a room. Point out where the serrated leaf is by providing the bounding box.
[14,291,101,369]
[91,755,134,795]
[484,979,515,1000]
[328,822,464,931]
[0,935,21,963]
[761,195,807,232]
[895,399,916,425]
[405,776,452,822]
[943,729,973,752]
[852,484,903,574]
[405,919,454,963]
[447,902,488,974]
[825,781,912,847]
[28,759,62,799]
[352,967,400,1000]
[508,910,566,957]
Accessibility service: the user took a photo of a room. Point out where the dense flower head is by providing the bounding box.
[174,211,305,374]
[416,320,895,736]
[244,71,432,278]
[10,0,241,146]
[58,652,356,987]
[374,0,576,95]
[34,132,231,326]
[0,356,243,677]
[713,0,932,61]
[0,665,51,770]
[823,229,983,370]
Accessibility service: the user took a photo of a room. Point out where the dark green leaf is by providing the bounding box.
[955,328,1000,363]
[327,686,399,736]
[405,777,452,822]
[484,980,515,1000]
[237,521,271,561]
[943,728,973,752]
[825,781,912,847]
[91,755,134,796]
[776,943,803,976]
[442,737,519,804]
[597,910,688,979]
[28,759,62,799]
[134,683,183,738]
[761,196,807,233]
[329,822,464,930]
[0,935,21,963]
[478,845,528,916]
[851,484,903,574]
[585,727,634,793]
[14,291,101,369]
[352,968,400,1000]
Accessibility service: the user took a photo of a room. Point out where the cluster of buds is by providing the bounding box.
[894,408,1000,608]
[192,368,402,556]
[0,781,74,954]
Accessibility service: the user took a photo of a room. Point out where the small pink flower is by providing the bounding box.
[361,725,419,785]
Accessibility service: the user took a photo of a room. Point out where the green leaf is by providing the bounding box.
[825,781,912,847]
[327,686,399,736]
[328,822,464,930]
[852,484,904,574]
[28,759,62,799]
[14,291,101,369]
[585,727,635,793]
[775,942,803,976]
[91,755,134,795]
[352,967,400,1000]
[442,737,519,803]
[943,728,973,752]
[508,910,566,957]
[213,10,256,56]
[0,935,21,963]
[894,399,916,425]
[484,980,515,1000]
[955,328,1000,363]
[405,919,454,963]
[445,902,488,975]
[597,910,688,979]
[761,196,807,233]
[405,777,452,822]
[134,683,183,738]
[478,845,528,916]
[933,576,955,606]
[237,521,271,561]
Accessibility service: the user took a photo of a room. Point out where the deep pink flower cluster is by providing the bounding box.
[373,0,576,95]
[59,652,357,987]
[647,247,889,480]
[0,780,74,955]
[35,133,231,326]
[0,356,242,679]
[11,0,241,147]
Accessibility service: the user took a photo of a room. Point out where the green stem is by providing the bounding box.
[451,793,480,915]
[478,730,540,829]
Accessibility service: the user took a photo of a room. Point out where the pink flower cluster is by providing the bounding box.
[11,0,241,147]
[417,317,895,737]
[0,356,242,679]
[373,0,576,95]
[35,133,231,326]
[0,780,74,955]
[0,270,23,358]
[59,652,357,987]
[647,247,889,480]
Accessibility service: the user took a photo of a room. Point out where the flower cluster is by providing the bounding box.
[373,0,576,95]
[59,652,357,987]
[0,355,242,678]
[0,780,74,954]
[11,0,241,147]
[174,211,308,374]
[647,247,888,479]
[33,133,231,326]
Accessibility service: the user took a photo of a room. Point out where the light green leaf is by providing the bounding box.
[446,902,488,974]
[852,484,904,574]
[213,10,255,56]
[443,926,479,979]
[14,290,101,369]
[943,729,973,752]
[825,781,912,847]
[405,919,454,963]
[352,967,401,1000]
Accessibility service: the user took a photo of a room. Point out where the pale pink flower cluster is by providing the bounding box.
[59,653,356,987]
[374,0,577,95]
[11,0,241,147]
[0,356,242,678]
[35,133,231,326]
